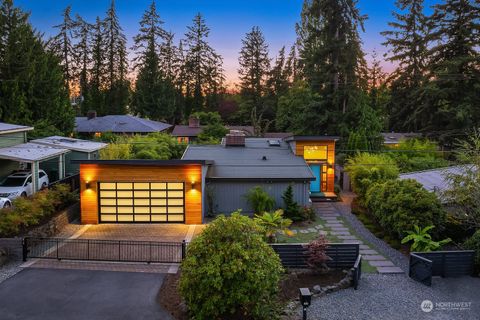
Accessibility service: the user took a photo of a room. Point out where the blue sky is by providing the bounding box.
[15,0,440,84]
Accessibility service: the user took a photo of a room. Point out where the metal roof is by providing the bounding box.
[399,165,470,195]
[0,122,33,134]
[172,125,255,137]
[182,138,315,180]
[0,143,70,162]
[75,115,172,133]
[72,159,211,166]
[31,136,107,153]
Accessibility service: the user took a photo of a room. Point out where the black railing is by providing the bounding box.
[48,174,80,192]
[23,237,185,264]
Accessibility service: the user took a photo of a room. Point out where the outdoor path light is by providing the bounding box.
[299,287,312,320]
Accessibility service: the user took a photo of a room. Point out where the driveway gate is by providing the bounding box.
[23,237,186,263]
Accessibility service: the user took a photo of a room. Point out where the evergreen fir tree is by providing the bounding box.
[381,0,430,131]
[73,14,91,115]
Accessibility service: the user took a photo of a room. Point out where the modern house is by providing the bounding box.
[381,132,421,147]
[171,116,254,143]
[30,136,107,176]
[75,112,172,138]
[75,131,338,224]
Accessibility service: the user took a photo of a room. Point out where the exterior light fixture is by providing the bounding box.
[299,288,312,320]
[85,181,91,190]
[191,181,196,190]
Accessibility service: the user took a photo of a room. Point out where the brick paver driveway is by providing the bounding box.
[78,224,205,242]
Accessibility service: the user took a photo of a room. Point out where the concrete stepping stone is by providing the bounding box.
[360,249,378,255]
[338,235,358,240]
[359,244,370,250]
[330,227,349,231]
[343,240,363,244]
[363,254,386,261]
[318,230,328,235]
[331,231,351,236]
[291,230,298,234]
[369,260,395,267]
[325,222,343,226]
[314,225,324,229]
[377,266,404,274]
[307,228,317,233]
[299,229,309,234]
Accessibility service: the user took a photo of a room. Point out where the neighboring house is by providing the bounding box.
[381,132,421,147]
[171,116,254,143]
[399,165,470,203]
[30,136,107,176]
[0,122,34,179]
[75,112,172,138]
[75,132,339,224]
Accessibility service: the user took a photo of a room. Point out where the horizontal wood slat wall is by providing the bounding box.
[294,140,336,192]
[80,164,202,224]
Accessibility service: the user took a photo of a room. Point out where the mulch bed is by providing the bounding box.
[158,269,345,320]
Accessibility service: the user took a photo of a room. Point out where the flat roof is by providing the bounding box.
[31,136,107,153]
[182,138,315,180]
[73,159,212,166]
[0,122,34,134]
[0,143,70,162]
[284,135,340,142]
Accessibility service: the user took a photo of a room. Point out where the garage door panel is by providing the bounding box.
[98,182,185,223]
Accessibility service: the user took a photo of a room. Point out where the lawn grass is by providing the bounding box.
[361,260,377,273]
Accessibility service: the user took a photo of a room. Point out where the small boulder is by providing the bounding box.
[312,285,322,294]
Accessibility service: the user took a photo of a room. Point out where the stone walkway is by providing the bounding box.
[314,202,403,274]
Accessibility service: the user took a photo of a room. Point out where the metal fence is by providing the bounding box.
[48,174,80,192]
[409,250,475,286]
[23,237,185,264]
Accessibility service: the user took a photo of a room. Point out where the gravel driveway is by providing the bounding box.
[296,273,480,320]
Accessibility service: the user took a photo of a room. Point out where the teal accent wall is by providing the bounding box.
[0,132,27,148]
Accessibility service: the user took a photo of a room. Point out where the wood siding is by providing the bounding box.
[294,140,336,193]
[80,164,202,224]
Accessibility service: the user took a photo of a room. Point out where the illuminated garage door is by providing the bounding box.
[98,182,185,223]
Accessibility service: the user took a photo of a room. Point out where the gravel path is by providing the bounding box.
[295,273,480,320]
[333,193,409,272]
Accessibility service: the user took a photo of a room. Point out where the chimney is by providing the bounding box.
[87,110,97,120]
[188,116,200,128]
[225,130,245,147]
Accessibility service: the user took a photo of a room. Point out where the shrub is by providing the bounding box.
[401,225,451,252]
[365,179,446,239]
[305,235,331,273]
[245,186,275,214]
[464,230,480,275]
[179,213,284,319]
[299,205,316,221]
[281,185,302,221]
[254,209,293,243]
[0,184,78,237]
[345,152,399,203]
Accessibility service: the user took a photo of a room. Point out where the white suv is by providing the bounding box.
[0,170,49,200]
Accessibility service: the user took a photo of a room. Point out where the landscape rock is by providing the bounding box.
[312,285,322,294]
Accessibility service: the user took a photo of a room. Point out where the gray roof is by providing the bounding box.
[30,136,107,153]
[0,143,70,162]
[182,138,315,180]
[399,165,470,195]
[381,132,421,144]
[172,125,255,137]
[75,115,172,133]
[0,122,33,134]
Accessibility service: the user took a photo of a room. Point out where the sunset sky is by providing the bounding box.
[15,0,440,85]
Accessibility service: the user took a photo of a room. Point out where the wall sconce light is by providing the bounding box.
[85,181,91,190]
[191,181,196,190]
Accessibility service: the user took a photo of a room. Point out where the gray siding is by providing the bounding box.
[208,181,310,215]
[0,132,26,148]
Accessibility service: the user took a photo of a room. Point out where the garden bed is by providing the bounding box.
[158,269,347,320]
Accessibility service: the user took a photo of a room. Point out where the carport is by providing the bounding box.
[0,143,70,192]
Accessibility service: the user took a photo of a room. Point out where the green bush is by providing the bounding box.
[179,213,284,319]
[0,184,78,237]
[345,152,399,203]
[365,179,446,239]
[464,230,480,275]
[281,185,302,221]
[245,186,275,214]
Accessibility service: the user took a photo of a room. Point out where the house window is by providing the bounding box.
[304,145,328,161]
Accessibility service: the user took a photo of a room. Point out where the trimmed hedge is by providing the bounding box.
[0,184,78,237]
[464,230,480,275]
[365,179,446,239]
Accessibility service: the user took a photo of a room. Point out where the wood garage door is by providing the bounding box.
[98,182,185,223]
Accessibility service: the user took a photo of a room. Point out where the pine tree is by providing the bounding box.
[49,6,76,94]
[285,45,299,83]
[183,13,224,115]
[132,0,176,121]
[238,26,270,126]
[296,0,367,136]
[423,0,480,136]
[103,0,129,115]
[381,0,430,131]
[73,14,91,114]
